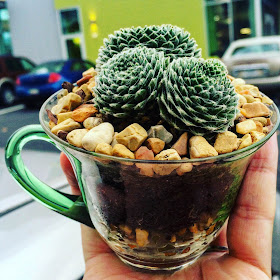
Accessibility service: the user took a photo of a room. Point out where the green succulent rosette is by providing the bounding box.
[96,24,201,70]
[94,47,166,118]
[158,58,238,136]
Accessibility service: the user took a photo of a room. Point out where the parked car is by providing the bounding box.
[16,59,95,106]
[0,55,35,106]
[222,36,280,89]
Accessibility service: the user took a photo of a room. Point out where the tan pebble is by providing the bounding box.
[146,138,165,154]
[236,120,257,134]
[170,235,176,243]
[51,118,81,135]
[237,85,261,98]
[66,129,88,148]
[263,127,270,134]
[262,95,273,105]
[190,224,199,234]
[72,104,98,122]
[232,78,245,86]
[72,86,79,93]
[267,118,271,126]
[111,132,119,147]
[57,89,68,99]
[214,131,238,154]
[253,121,263,133]
[79,83,92,102]
[242,102,270,118]
[135,146,154,177]
[250,131,266,144]
[95,143,113,155]
[189,136,218,159]
[235,112,246,122]
[49,120,56,130]
[176,157,193,176]
[51,93,82,115]
[238,94,247,106]
[243,94,255,103]
[253,98,262,103]
[87,81,96,95]
[119,224,133,236]
[83,116,103,129]
[238,134,252,150]
[250,117,268,126]
[153,149,181,176]
[135,229,149,247]
[112,144,135,159]
[172,132,188,156]
[116,123,148,151]
[57,112,73,124]
[82,67,97,77]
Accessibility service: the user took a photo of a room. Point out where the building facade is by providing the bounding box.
[1,0,280,63]
[204,0,280,57]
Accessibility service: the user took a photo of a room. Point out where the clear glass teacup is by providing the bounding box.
[5,90,280,272]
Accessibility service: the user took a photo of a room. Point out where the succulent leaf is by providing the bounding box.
[96,24,201,70]
[94,47,166,118]
[158,58,238,136]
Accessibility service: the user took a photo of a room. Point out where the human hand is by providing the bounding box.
[60,134,278,279]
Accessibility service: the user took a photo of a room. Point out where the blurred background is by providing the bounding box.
[0,0,280,279]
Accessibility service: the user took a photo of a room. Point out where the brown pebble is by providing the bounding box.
[76,75,92,87]
[146,138,165,154]
[172,132,188,156]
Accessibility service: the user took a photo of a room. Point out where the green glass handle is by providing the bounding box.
[5,124,94,228]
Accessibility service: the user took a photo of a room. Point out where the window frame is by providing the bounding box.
[56,6,87,60]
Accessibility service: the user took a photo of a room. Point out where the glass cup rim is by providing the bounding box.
[39,90,280,164]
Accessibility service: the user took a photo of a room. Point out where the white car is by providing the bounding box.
[222,36,280,89]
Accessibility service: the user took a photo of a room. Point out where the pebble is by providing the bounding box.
[238,134,252,150]
[51,118,82,135]
[146,138,165,154]
[82,122,114,151]
[116,123,148,151]
[236,120,257,134]
[51,93,82,115]
[214,131,238,154]
[57,112,73,124]
[95,143,113,155]
[153,149,181,175]
[83,116,103,129]
[189,136,218,158]
[250,131,266,144]
[147,125,173,144]
[176,157,193,176]
[135,228,149,247]
[238,94,247,106]
[66,129,88,148]
[112,144,135,159]
[72,104,98,122]
[262,95,273,105]
[135,146,154,177]
[253,121,263,133]
[172,132,188,156]
[241,102,270,118]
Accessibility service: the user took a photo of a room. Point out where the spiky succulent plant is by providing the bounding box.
[96,24,201,70]
[158,58,238,136]
[94,47,166,118]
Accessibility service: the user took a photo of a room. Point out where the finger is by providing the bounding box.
[60,152,81,195]
[227,134,278,277]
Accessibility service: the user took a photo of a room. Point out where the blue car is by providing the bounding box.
[16,59,95,106]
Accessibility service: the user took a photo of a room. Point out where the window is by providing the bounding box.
[232,43,280,56]
[20,58,35,71]
[58,8,86,60]
[0,8,12,55]
[4,58,23,72]
[60,9,80,35]
[262,0,279,36]
[206,3,231,57]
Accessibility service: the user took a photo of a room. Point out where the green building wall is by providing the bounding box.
[54,0,207,63]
